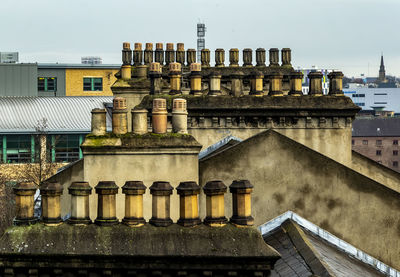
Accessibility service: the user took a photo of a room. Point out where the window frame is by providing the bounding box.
[38,77,57,92]
[376,150,382,156]
[83,77,103,92]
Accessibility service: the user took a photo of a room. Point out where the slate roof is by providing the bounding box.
[0,96,113,134]
[352,117,400,137]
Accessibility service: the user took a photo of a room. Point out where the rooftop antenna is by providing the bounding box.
[197,21,206,62]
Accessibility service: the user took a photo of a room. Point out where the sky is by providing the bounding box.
[1,0,399,77]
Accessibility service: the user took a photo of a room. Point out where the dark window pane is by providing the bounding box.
[83,78,92,91]
[38,78,45,91]
[93,78,102,91]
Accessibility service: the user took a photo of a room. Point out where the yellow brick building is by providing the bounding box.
[38,64,120,96]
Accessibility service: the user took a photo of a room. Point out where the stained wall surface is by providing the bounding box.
[199,130,400,270]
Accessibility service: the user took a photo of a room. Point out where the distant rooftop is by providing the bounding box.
[352,117,400,137]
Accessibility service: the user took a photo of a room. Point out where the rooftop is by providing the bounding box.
[352,117,400,137]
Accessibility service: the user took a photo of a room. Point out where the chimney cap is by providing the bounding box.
[176,181,200,196]
[203,180,227,195]
[122,181,147,193]
[40,181,63,195]
[269,72,283,78]
[229,180,253,193]
[150,181,173,195]
[308,71,323,78]
[95,181,119,194]
[256,48,266,51]
[290,71,304,78]
[123,42,131,50]
[208,71,222,78]
[68,181,92,195]
[251,70,264,77]
[281,48,291,51]
[13,181,37,195]
[145,43,153,50]
[166,43,174,50]
[156,43,163,50]
[177,43,184,51]
[134,43,142,50]
[269,48,279,51]
[328,71,344,78]
[243,48,252,51]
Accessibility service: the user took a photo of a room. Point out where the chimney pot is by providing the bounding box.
[242,48,253,67]
[328,71,344,95]
[186,49,197,66]
[203,180,228,227]
[94,181,119,226]
[13,182,38,226]
[165,43,175,65]
[268,72,283,96]
[149,63,162,95]
[308,71,324,96]
[144,43,154,65]
[208,72,222,96]
[133,43,143,66]
[249,71,264,96]
[230,72,244,97]
[149,181,173,227]
[155,43,164,65]
[172,98,188,134]
[269,48,280,66]
[68,182,92,225]
[132,108,148,134]
[152,98,168,134]
[91,108,107,136]
[215,48,225,67]
[229,48,239,67]
[256,48,266,67]
[289,71,304,96]
[40,181,63,226]
[281,48,292,66]
[122,181,147,227]
[112,97,128,134]
[122,42,132,66]
[169,62,182,95]
[201,49,210,67]
[190,63,202,96]
[229,180,254,226]
[123,42,131,50]
[176,182,201,227]
[150,62,162,73]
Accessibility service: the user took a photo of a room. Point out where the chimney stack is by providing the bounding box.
[144,43,154,65]
[165,43,175,65]
[152,98,168,134]
[169,62,182,95]
[121,42,132,79]
[229,180,254,226]
[172,98,188,134]
[133,43,143,66]
[68,182,92,225]
[176,43,185,65]
[328,71,344,96]
[94,181,119,226]
[256,48,266,67]
[40,181,63,226]
[242,48,253,67]
[112,97,128,135]
[189,63,202,96]
[13,182,37,226]
[229,48,239,67]
[176,182,201,227]
[201,49,210,67]
[149,62,162,95]
[186,49,197,66]
[91,108,107,136]
[269,72,283,96]
[215,49,225,67]
[203,181,228,227]
[308,72,323,96]
[155,43,164,65]
[249,71,264,96]
[122,181,146,227]
[289,71,304,96]
[149,181,173,227]
[132,108,148,135]
[269,48,279,66]
[208,72,222,96]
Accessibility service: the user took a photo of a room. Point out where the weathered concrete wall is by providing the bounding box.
[190,126,352,165]
[199,130,400,270]
[57,152,199,221]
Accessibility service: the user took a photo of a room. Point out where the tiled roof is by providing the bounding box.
[0,96,113,134]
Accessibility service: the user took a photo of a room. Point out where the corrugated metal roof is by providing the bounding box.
[0,96,113,134]
[352,118,400,137]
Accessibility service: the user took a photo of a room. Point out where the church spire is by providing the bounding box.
[378,53,386,82]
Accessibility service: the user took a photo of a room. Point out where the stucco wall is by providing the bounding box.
[57,152,199,221]
[190,126,352,165]
[199,130,400,269]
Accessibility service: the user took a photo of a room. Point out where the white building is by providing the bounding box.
[344,87,400,113]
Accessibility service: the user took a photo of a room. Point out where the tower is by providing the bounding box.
[197,23,206,62]
[378,53,386,82]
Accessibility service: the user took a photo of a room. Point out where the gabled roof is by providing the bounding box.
[0,96,113,134]
[352,117,400,137]
[262,212,389,277]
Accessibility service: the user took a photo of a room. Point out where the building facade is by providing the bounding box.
[344,87,400,113]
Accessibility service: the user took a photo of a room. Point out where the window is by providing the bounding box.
[394,150,398,156]
[362,140,368,145]
[393,161,398,167]
[54,135,80,162]
[376,150,382,156]
[38,77,57,92]
[83,77,103,91]
[355,103,365,106]
[394,140,398,145]
[352,94,365,98]
[376,140,382,146]
[6,135,32,163]
[352,140,354,145]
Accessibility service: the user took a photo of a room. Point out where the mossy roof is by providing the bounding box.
[81,132,202,150]
[0,223,279,259]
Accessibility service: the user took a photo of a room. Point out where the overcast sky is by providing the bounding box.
[1,0,399,77]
